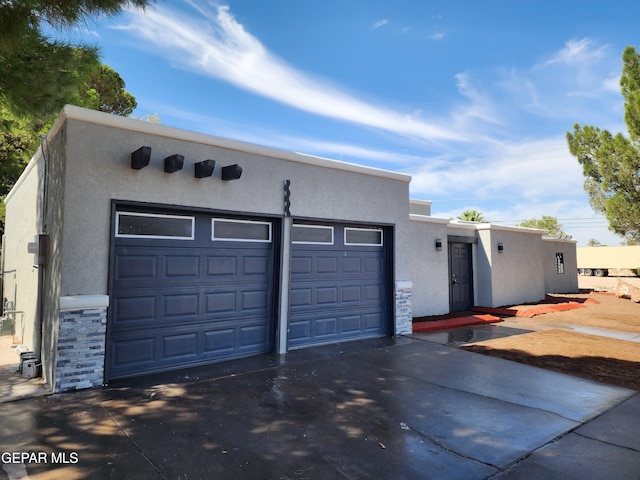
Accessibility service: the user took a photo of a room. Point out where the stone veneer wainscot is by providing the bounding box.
[55,295,109,392]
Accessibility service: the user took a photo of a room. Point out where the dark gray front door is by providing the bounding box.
[108,210,275,380]
[449,242,473,312]
[288,224,389,349]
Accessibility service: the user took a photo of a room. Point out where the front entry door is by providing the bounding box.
[449,242,473,312]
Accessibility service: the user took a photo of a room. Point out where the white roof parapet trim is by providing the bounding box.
[409,214,449,224]
[475,223,548,234]
[542,236,577,244]
[55,105,411,183]
[409,198,433,206]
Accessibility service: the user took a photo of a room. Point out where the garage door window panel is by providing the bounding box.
[344,228,383,246]
[212,219,272,242]
[116,212,195,239]
[292,225,334,244]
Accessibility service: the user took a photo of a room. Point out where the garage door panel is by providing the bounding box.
[241,289,269,312]
[288,309,385,349]
[342,315,362,333]
[289,288,312,308]
[206,256,237,276]
[341,257,361,273]
[165,255,201,278]
[240,324,269,349]
[114,253,158,280]
[203,328,235,354]
[163,293,199,318]
[316,287,339,305]
[162,333,198,360]
[364,312,385,331]
[316,257,339,274]
[110,337,155,371]
[364,284,384,302]
[342,285,362,303]
[363,256,384,273]
[113,295,157,323]
[205,291,237,314]
[291,256,313,275]
[315,316,338,337]
[243,255,270,275]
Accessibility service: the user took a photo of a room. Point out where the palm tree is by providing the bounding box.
[458,209,486,222]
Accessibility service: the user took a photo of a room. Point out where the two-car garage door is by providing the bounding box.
[108,208,390,380]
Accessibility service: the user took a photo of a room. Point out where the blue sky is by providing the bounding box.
[65,1,640,245]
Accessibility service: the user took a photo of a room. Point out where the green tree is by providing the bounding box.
[0,0,153,117]
[0,1,154,230]
[588,238,604,246]
[458,209,486,222]
[567,46,640,243]
[519,216,566,236]
[81,64,137,116]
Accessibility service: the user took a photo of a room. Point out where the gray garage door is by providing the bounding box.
[107,210,275,379]
[288,224,389,349]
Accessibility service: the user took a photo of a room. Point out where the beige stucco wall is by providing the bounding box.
[3,154,43,351]
[58,107,411,297]
[543,238,579,293]
[3,126,67,387]
[477,225,546,307]
[409,215,449,317]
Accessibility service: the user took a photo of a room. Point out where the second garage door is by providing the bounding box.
[288,224,390,349]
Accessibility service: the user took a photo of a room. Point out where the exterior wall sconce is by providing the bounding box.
[497,242,504,253]
[164,154,184,173]
[194,159,215,178]
[435,239,443,251]
[221,164,242,181]
[131,146,151,170]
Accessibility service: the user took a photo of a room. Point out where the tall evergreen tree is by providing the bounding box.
[567,46,640,242]
[0,0,152,117]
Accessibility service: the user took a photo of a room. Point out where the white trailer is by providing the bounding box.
[576,245,640,277]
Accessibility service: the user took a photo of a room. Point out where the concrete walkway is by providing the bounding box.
[1,337,638,479]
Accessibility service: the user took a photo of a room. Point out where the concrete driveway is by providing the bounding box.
[1,336,638,479]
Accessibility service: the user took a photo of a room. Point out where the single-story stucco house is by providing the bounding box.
[2,106,578,392]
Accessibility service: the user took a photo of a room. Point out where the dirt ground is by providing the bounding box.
[463,279,640,391]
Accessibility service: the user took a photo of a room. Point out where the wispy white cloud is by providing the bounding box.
[117,2,465,144]
[409,137,583,200]
[537,38,606,68]
[372,18,388,28]
[429,32,445,40]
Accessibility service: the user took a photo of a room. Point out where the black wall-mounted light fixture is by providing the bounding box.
[497,242,504,253]
[221,164,242,181]
[194,159,215,178]
[435,239,443,251]
[131,146,151,170]
[164,154,184,173]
